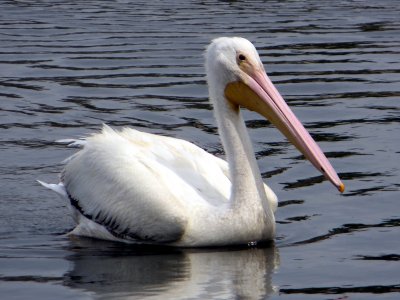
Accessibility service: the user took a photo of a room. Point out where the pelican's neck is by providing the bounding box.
[212,91,272,217]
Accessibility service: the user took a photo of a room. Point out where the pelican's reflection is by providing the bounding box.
[63,239,279,299]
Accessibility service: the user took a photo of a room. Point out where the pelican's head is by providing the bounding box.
[205,37,345,193]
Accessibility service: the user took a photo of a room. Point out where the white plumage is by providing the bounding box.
[39,37,343,247]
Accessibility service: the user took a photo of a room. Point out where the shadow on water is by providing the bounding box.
[62,238,279,299]
[0,235,279,299]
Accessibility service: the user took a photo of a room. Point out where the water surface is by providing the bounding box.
[1,0,399,299]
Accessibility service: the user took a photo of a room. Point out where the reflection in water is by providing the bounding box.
[63,239,279,299]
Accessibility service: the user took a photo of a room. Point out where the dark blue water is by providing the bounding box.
[1,0,399,299]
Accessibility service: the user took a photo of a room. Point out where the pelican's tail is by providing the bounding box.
[37,180,68,198]
[56,138,86,148]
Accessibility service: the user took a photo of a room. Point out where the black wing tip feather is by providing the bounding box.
[66,191,183,244]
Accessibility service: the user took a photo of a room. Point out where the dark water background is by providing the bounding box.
[1,0,399,299]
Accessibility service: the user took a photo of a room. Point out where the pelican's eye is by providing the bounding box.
[238,54,246,62]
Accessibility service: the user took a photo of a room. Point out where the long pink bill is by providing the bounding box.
[238,69,344,193]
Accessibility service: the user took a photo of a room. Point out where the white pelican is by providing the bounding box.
[39,37,344,247]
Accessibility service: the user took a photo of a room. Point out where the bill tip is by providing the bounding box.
[338,182,345,193]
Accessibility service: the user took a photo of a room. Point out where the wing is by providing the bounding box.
[61,125,232,243]
[118,126,232,205]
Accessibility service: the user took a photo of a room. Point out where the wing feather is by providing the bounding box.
[62,125,232,243]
